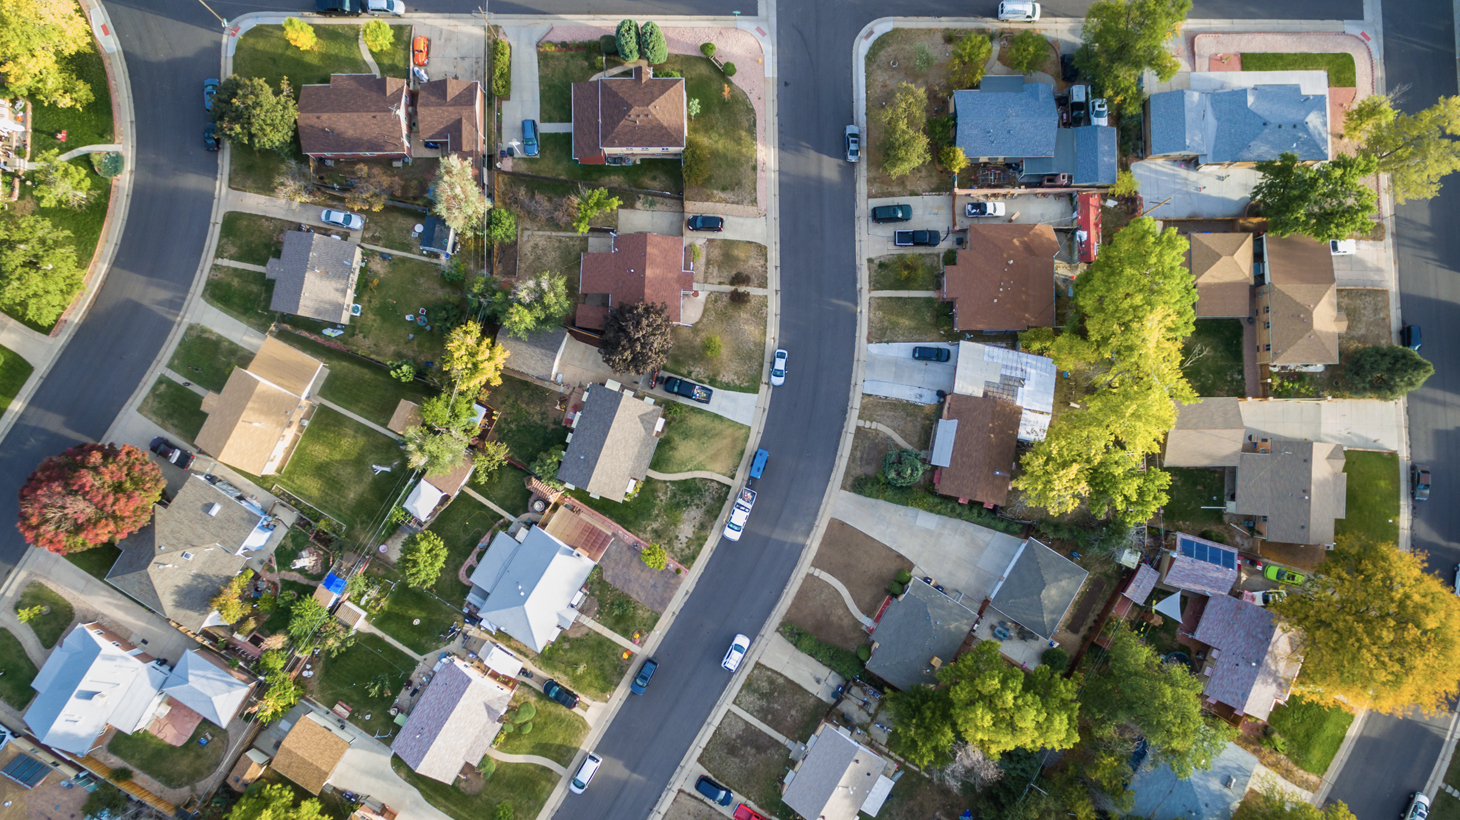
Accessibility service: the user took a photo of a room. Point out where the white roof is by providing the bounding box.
[24,627,167,754]
[404,480,446,520]
[466,528,596,652]
[482,643,523,678]
[952,342,1055,441]
[161,650,252,726]
[930,419,958,467]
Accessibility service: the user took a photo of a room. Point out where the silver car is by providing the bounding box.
[321,209,364,230]
[770,349,788,386]
[845,124,860,163]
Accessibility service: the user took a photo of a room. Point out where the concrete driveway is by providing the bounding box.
[647,376,757,426]
[1240,398,1403,452]
[1131,159,1259,219]
[411,22,485,85]
[862,342,957,404]
[867,195,951,251]
[498,24,550,157]
[683,212,768,246]
[618,208,685,237]
[954,191,1076,229]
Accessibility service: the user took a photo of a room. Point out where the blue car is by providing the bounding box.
[522,119,539,157]
[695,776,732,806]
[203,78,219,111]
[629,657,658,695]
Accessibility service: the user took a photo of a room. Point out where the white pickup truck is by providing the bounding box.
[722,487,757,542]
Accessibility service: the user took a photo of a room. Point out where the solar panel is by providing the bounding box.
[1,754,48,789]
[1177,536,1238,570]
[1179,538,1194,558]
[1194,543,1208,562]
[1221,551,1236,569]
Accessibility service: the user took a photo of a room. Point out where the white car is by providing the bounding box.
[365,0,405,14]
[721,634,750,672]
[321,209,364,230]
[1402,793,1431,820]
[845,125,860,163]
[965,201,1006,218]
[770,349,788,386]
[998,0,1041,21]
[722,504,750,541]
[568,753,601,795]
[1090,98,1109,127]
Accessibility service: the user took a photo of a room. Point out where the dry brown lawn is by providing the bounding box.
[812,519,913,614]
[868,297,956,343]
[843,427,894,489]
[858,396,939,451]
[698,713,790,813]
[733,664,828,741]
[873,770,966,820]
[703,239,768,287]
[664,791,725,820]
[864,29,962,198]
[665,293,767,393]
[785,575,871,650]
[516,232,587,283]
[1338,287,1391,347]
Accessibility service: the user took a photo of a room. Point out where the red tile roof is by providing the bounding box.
[578,233,694,326]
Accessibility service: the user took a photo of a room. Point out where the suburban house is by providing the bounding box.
[297,74,410,161]
[267,231,364,325]
[558,381,664,502]
[865,579,978,690]
[929,394,1021,506]
[392,658,514,783]
[951,77,1117,185]
[1165,397,1246,468]
[781,723,895,820]
[952,341,1057,441]
[1128,742,1259,820]
[1188,232,1255,318]
[1192,593,1302,720]
[941,224,1059,332]
[465,526,597,652]
[989,538,1089,640]
[1157,533,1239,598]
[108,474,280,633]
[1147,71,1331,165]
[402,404,486,522]
[496,327,569,386]
[570,67,686,164]
[158,649,254,728]
[1257,234,1344,368]
[575,232,695,331]
[271,712,352,794]
[415,79,484,166]
[195,337,326,476]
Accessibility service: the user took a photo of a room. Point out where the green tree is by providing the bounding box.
[1003,30,1049,74]
[0,0,96,110]
[688,98,702,120]
[389,361,415,382]
[1251,152,1378,243]
[881,449,926,487]
[255,670,303,722]
[947,32,993,89]
[1242,785,1358,820]
[400,531,448,588]
[486,207,517,244]
[1274,536,1460,713]
[940,145,970,176]
[638,22,668,65]
[1342,344,1433,400]
[1110,168,1140,197]
[496,272,572,339]
[700,42,716,58]
[31,150,92,210]
[404,425,470,475]
[210,571,255,624]
[573,187,623,234]
[15,606,42,624]
[615,20,640,62]
[444,320,509,390]
[282,17,317,50]
[1075,0,1191,105]
[641,543,668,570]
[420,392,479,435]
[879,83,931,179]
[287,597,331,645]
[213,75,299,152]
[939,641,1080,756]
[530,446,566,490]
[886,684,957,767]
[0,213,84,327]
[598,301,673,373]
[343,163,402,212]
[432,155,488,235]
[472,441,511,481]
[363,19,393,52]
[229,783,327,820]
[1344,94,1460,203]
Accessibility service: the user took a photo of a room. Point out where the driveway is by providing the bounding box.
[862,342,957,404]
[329,730,454,820]
[497,23,551,156]
[412,22,486,85]
[866,195,951,251]
[618,208,685,237]
[954,191,1076,229]
[684,213,768,246]
[1130,159,1258,219]
[647,377,757,426]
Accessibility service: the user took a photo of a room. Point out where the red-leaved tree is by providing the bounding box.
[17,443,165,554]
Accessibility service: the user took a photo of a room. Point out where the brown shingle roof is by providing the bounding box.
[195,337,324,475]
[267,231,363,323]
[387,400,422,435]
[416,80,483,163]
[941,224,1059,331]
[932,394,1021,505]
[1258,235,1344,366]
[571,68,686,161]
[578,233,694,326]
[298,75,410,157]
[1187,233,1253,318]
[272,713,351,794]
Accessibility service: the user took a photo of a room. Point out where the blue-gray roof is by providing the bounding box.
[1149,85,1328,163]
[1149,90,1206,156]
[466,527,596,652]
[953,81,1058,160]
[1073,126,1117,185]
[1128,742,1257,820]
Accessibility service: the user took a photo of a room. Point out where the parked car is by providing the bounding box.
[1402,324,1422,351]
[734,805,769,820]
[722,488,755,542]
[662,376,712,403]
[1402,793,1431,820]
[871,204,913,223]
[893,229,940,246]
[568,753,601,795]
[696,776,734,807]
[1060,53,1078,82]
[1252,589,1286,607]
[1090,98,1109,127]
[364,0,404,14]
[748,448,769,482]
[321,209,364,230]
[965,201,1006,218]
[629,657,659,695]
[1069,84,1089,124]
[542,679,580,709]
[845,124,861,163]
[912,346,950,362]
[149,437,195,470]
[203,122,219,152]
[315,0,360,15]
[721,634,750,672]
[412,35,430,66]
[770,349,788,386]
[1454,565,1459,597]
[1264,565,1306,586]
[1330,239,1358,255]
[998,0,1041,20]
[521,119,539,157]
[203,78,219,111]
[1413,464,1431,501]
[687,215,725,232]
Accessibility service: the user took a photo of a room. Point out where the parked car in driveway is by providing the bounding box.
[321,209,364,230]
[721,634,749,672]
[203,78,219,111]
[542,679,579,709]
[203,123,219,151]
[770,349,788,386]
[912,346,950,362]
[696,776,733,806]
[1413,464,1431,501]
[521,119,539,157]
[1264,565,1306,586]
[1060,53,1079,82]
[893,229,940,246]
[662,376,712,403]
[871,204,913,223]
[1090,98,1109,127]
[845,124,860,162]
[965,201,1006,218]
[687,215,724,232]
[629,657,658,694]
[412,35,430,65]
[150,437,195,469]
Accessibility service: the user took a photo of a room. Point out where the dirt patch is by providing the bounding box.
[703,239,768,287]
[812,520,913,615]
[664,791,725,820]
[843,427,895,489]
[665,292,767,393]
[870,253,942,291]
[874,769,965,820]
[499,177,581,231]
[1338,287,1391,348]
[864,28,961,198]
[859,396,940,451]
[1052,576,1108,651]
[734,664,830,741]
[598,538,682,613]
[868,297,956,343]
[698,712,790,813]
[785,575,871,651]
[517,232,588,282]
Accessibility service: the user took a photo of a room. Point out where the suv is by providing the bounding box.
[542,679,580,709]
[845,125,861,163]
[1402,324,1422,351]
[871,204,913,223]
[912,346,951,362]
[998,0,1041,20]
[630,658,659,694]
[315,0,361,15]
[149,437,195,470]
[521,119,539,157]
[695,776,733,806]
[1413,464,1431,501]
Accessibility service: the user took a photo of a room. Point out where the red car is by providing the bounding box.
[412,35,429,66]
[733,805,767,820]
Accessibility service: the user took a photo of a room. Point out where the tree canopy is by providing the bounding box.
[443,320,508,390]
[615,20,639,61]
[31,150,93,210]
[1344,94,1460,203]
[1241,786,1358,820]
[0,213,85,326]
[878,83,931,179]
[363,19,393,52]
[1274,536,1460,713]
[1342,344,1433,400]
[343,163,401,212]
[0,0,95,109]
[1251,152,1378,243]
[1003,30,1049,75]
[881,449,926,487]
[941,641,1080,756]
[947,33,992,89]
[213,76,299,152]
[432,155,487,235]
[229,783,327,820]
[400,531,448,587]
[887,684,958,767]
[486,207,517,244]
[639,22,668,65]
[420,391,481,436]
[493,272,572,339]
[282,17,317,51]
[1075,0,1191,105]
[573,188,623,234]
[17,443,165,554]
[599,301,673,373]
[403,425,470,475]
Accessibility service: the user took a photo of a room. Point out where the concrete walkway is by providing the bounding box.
[575,615,640,654]
[358,31,382,77]
[226,189,314,222]
[357,619,426,662]
[214,258,268,273]
[806,568,874,627]
[362,243,443,265]
[539,123,573,133]
[645,468,734,486]
[868,290,937,297]
[56,142,122,161]
[856,419,917,452]
[755,631,844,704]
[726,702,792,747]
[695,282,770,297]
[461,485,515,520]
[485,748,568,776]
[192,301,269,350]
[319,397,400,439]
[0,609,48,667]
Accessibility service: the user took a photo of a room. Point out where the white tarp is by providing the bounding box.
[1153,591,1185,621]
[404,480,445,520]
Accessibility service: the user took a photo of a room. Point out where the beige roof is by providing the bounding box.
[1165,398,1245,468]
[272,713,351,794]
[1234,440,1347,545]
[1258,235,1345,366]
[388,400,422,435]
[267,231,363,324]
[1188,233,1253,318]
[195,338,323,475]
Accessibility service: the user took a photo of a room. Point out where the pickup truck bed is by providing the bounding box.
[662,376,713,404]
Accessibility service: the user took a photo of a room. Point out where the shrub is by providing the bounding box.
[282,17,316,51]
[639,22,668,64]
[701,42,716,58]
[939,145,970,175]
[881,449,926,487]
[108,768,133,784]
[728,289,750,304]
[850,476,1024,535]
[15,606,41,624]
[486,207,517,244]
[641,543,669,570]
[1199,529,1228,544]
[702,335,723,357]
[389,361,415,382]
[516,721,534,735]
[1111,169,1140,198]
[779,624,863,679]
[894,569,912,585]
[927,114,955,148]
[722,62,737,76]
[888,581,905,596]
[1042,647,1069,673]
[615,20,639,62]
[683,136,711,186]
[1003,30,1048,74]
[661,400,686,420]
[942,249,957,265]
[913,44,934,73]
[689,243,702,262]
[90,151,123,178]
[856,644,872,662]
[493,805,514,820]
[491,38,512,98]
[599,34,617,55]
[729,271,751,286]
[478,756,497,778]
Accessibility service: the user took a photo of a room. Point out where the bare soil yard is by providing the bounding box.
[703,239,767,287]
[785,576,870,651]
[874,770,967,820]
[859,396,939,451]
[663,791,725,820]
[1338,288,1391,347]
[843,427,894,489]
[864,29,961,198]
[868,297,957,343]
[516,232,587,282]
[734,664,828,741]
[666,293,767,393]
[698,712,790,814]
[812,519,913,614]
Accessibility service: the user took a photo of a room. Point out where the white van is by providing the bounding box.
[998,1,1041,21]
[569,753,602,795]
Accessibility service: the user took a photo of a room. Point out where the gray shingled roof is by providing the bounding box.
[557,385,662,502]
[466,528,596,652]
[1149,86,1328,163]
[990,538,1088,639]
[496,326,567,383]
[1234,440,1347,545]
[782,725,886,820]
[953,81,1057,160]
[267,231,362,324]
[865,581,977,691]
[1148,90,1206,157]
[1073,125,1117,185]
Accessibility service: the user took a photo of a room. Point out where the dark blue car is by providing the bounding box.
[695,776,732,806]
[630,657,658,695]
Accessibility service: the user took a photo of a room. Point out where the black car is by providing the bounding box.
[629,657,658,695]
[1060,53,1079,82]
[912,346,951,362]
[150,437,195,469]
[1402,324,1422,351]
[1413,464,1431,501]
[316,0,361,15]
[870,204,913,223]
[695,776,733,806]
[686,215,724,232]
[542,679,580,709]
[203,122,219,152]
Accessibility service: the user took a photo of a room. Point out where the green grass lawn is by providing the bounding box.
[529,628,627,700]
[233,24,371,95]
[138,377,208,443]
[371,582,462,654]
[569,478,728,566]
[273,527,328,580]
[529,132,683,194]
[479,376,569,464]
[585,566,659,638]
[1266,696,1354,775]
[868,297,957,343]
[1182,319,1246,397]
[1163,467,1228,532]
[497,686,589,766]
[664,55,758,206]
[217,212,297,266]
[392,756,557,820]
[472,465,533,519]
[1431,794,1460,820]
[228,142,310,197]
[323,256,455,368]
[278,332,433,428]
[0,344,35,415]
[0,629,38,709]
[65,546,120,581]
[15,583,73,650]
[870,254,941,291]
[168,324,255,394]
[537,49,602,122]
[372,25,413,79]
[204,264,278,333]
[650,405,748,476]
[426,493,503,600]
[108,719,226,788]
[1239,52,1357,87]
[309,633,416,733]
[274,407,409,539]
[1336,450,1400,544]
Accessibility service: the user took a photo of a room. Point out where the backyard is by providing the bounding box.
[650,405,748,476]
[0,629,37,709]
[370,580,463,654]
[217,212,295,266]
[332,255,457,367]
[278,332,434,428]
[471,465,533,520]
[525,132,682,194]
[1181,319,1246,397]
[702,239,767,288]
[15,583,74,649]
[168,325,255,393]
[393,756,556,820]
[426,493,504,600]
[870,253,941,291]
[107,719,226,789]
[1335,450,1400,544]
[1265,696,1354,776]
[138,377,208,443]
[733,665,827,741]
[273,527,329,580]
[698,712,789,815]
[569,478,729,566]
[663,54,758,207]
[359,205,436,254]
[308,633,417,733]
[496,686,589,767]
[515,232,586,282]
[585,566,660,638]
[529,627,628,700]
[480,376,569,465]
[868,297,957,343]
[0,345,34,415]
[665,293,767,393]
[536,47,601,122]
[204,264,277,333]
[1162,467,1229,534]
[272,407,408,539]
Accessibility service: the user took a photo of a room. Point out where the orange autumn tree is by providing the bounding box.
[17,442,164,554]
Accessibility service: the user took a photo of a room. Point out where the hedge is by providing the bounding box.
[779,623,864,680]
[491,38,511,98]
[849,475,1024,535]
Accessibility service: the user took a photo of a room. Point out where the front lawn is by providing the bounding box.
[528,132,682,194]
[278,332,433,428]
[569,478,729,566]
[371,582,461,654]
[217,212,296,267]
[868,296,957,343]
[426,493,503,600]
[650,404,748,476]
[0,344,35,415]
[204,264,277,333]
[1335,450,1400,544]
[107,719,226,789]
[139,377,208,443]
[168,325,255,393]
[480,376,569,464]
[228,142,309,197]
[1182,319,1246,397]
[698,712,788,814]
[65,546,120,581]
[537,48,601,122]
[530,628,627,700]
[392,756,557,820]
[15,583,73,649]
[1239,52,1357,87]
[0,629,38,709]
[733,664,827,741]
[233,24,371,94]
[273,407,407,539]
[870,253,941,291]
[496,686,589,766]
[1266,696,1354,775]
[309,633,416,733]
[665,293,767,393]
[325,255,455,367]
[663,54,758,207]
[585,566,660,638]
[472,465,533,518]
[703,239,767,288]
[372,25,413,79]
